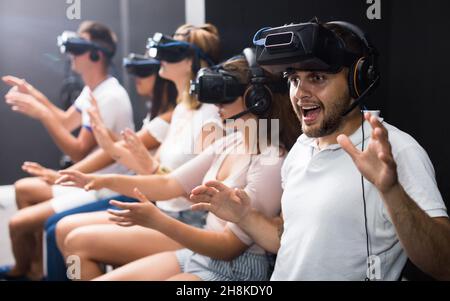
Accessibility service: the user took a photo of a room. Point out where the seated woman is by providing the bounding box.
[55,49,302,280]
[43,23,223,280]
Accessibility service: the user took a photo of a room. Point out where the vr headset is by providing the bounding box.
[190,48,287,121]
[190,66,247,104]
[57,31,114,59]
[123,53,160,78]
[253,22,360,75]
[146,32,214,66]
[253,20,380,115]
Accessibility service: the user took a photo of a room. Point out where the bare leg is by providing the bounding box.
[62,224,184,280]
[93,251,181,281]
[8,201,55,279]
[55,211,113,252]
[29,231,44,278]
[166,273,201,281]
[14,177,53,209]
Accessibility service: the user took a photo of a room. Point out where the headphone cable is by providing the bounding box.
[361,110,371,281]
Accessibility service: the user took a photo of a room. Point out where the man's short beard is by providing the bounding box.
[302,92,352,138]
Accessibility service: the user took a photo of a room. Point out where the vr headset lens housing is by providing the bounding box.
[190,67,246,104]
[58,31,87,55]
[254,23,358,74]
[57,31,113,58]
[146,32,192,63]
[123,53,160,78]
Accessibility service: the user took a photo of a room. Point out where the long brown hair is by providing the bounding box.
[149,74,177,119]
[222,57,302,151]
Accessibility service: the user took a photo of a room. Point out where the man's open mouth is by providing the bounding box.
[301,105,321,123]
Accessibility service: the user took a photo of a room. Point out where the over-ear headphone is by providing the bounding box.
[242,48,272,117]
[90,49,100,62]
[326,21,380,101]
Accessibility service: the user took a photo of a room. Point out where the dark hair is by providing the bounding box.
[323,23,368,57]
[78,21,117,66]
[149,74,178,119]
[222,57,302,151]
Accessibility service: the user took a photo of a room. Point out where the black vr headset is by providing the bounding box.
[190,48,287,120]
[123,53,160,78]
[190,65,247,104]
[57,31,114,62]
[253,19,380,115]
[146,32,214,71]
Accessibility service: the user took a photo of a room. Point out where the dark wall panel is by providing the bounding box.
[0,0,184,184]
[205,0,450,280]
[206,0,449,206]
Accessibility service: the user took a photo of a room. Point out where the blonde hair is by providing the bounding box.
[174,23,221,109]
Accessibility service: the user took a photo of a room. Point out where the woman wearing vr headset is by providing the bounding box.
[85,54,178,176]
[40,24,224,280]
[0,21,136,281]
[55,50,301,281]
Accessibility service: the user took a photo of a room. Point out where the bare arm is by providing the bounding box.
[108,189,249,260]
[150,215,248,260]
[87,96,171,174]
[56,170,186,201]
[105,174,185,200]
[190,183,283,254]
[68,147,115,173]
[338,113,450,280]
[67,128,162,174]
[238,209,284,254]
[3,75,80,131]
[68,109,172,174]
[40,111,96,162]
[380,185,450,280]
[5,90,92,161]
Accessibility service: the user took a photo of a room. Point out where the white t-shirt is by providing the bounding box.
[172,134,285,254]
[142,115,170,144]
[271,118,448,281]
[73,77,134,174]
[156,102,222,212]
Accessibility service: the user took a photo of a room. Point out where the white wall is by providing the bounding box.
[185,0,205,25]
[0,186,16,266]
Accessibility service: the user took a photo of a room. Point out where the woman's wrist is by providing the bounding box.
[152,211,176,233]
[150,162,160,175]
[100,137,119,155]
[97,174,112,189]
[237,207,257,231]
